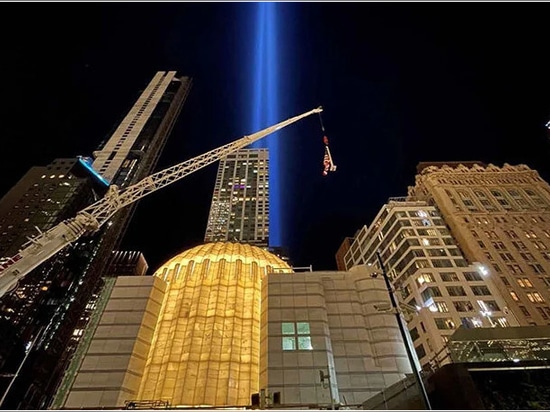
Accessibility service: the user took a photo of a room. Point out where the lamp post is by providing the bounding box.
[375,251,432,410]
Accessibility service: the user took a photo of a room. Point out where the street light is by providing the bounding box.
[374,251,432,410]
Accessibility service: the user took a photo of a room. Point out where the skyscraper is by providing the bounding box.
[0,158,102,403]
[92,71,191,188]
[408,162,550,326]
[341,198,518,369]
[204,148,269,247]
[0,71,191,409]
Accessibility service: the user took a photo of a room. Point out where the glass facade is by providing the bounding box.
[448,325,550,363]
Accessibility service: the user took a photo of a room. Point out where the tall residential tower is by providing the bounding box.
[0,71,191,409]
[204,148,269,247]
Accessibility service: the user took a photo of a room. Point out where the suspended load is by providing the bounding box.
[319,112,337,176]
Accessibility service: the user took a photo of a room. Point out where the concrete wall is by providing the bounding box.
[260,266,412,408]
[63,276,165,409]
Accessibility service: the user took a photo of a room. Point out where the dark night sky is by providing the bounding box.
[2,2,550,273]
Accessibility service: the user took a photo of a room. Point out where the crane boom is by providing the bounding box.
[0,107,322,298]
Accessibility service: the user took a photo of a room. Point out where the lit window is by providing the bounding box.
[282,337,296,350]
[281,322,313,350]
[417,273,435,285]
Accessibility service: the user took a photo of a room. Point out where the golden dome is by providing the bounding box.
[153,242,292,280]
[139,242,292,407]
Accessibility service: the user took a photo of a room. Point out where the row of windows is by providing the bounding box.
[447,188,548,213]
[424,299,501,313]
[509,290,545,303]
[416,270,483,285]
[421,284,492,302]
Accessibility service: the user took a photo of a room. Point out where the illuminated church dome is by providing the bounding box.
[137,242,292,407]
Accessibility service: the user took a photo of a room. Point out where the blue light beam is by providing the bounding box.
[250,2,282,247]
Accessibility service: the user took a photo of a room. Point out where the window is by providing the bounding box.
[454,301,474,312]
[471,285,491,296]
[427,248,447,257]
[512,241,527,250]
[480,300,501,312]
[429,301,449,313]
[519,306,531,317]
[510,291,520,302]
[525,230,538,239]
[504,230,518,239]
[527,292,545,303]
[410,327,420,341]
[415,344,426,359]
[417,273,435,285]
[536,307,549,320]
[492,241,506,250]
[447,286,467,296]
[517,278,533,288]
[440,272,459,282]
[282,322,313,350]
[421,287,442,302]
[464,271,483,281]
[529,263,545,274]
[432,259,453,268]
[434,318,456,330]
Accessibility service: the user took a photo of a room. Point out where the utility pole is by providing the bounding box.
[375,252,432,410]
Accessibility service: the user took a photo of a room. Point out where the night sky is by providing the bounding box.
[2,3,550,273]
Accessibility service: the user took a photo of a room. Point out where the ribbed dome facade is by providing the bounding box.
[154,242,290,280]
[137,242,291,407]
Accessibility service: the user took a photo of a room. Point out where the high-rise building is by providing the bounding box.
[0,71,191,409]
[341,198,518,369]
[92,71,192,188]
[335,236,355,271]
[204,148,269,247]
[0,158,102,399]
[408,162,550,326]
[57,242,417,410]
[0,158,106,259]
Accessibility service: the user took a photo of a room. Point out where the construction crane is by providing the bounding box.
[0,107,323,298]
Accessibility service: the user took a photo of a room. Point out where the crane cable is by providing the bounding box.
[318,110,326,133]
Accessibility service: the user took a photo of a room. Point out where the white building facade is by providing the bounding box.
[342,199,518,369]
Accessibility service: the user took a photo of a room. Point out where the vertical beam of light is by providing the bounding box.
[250,3,281,247]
